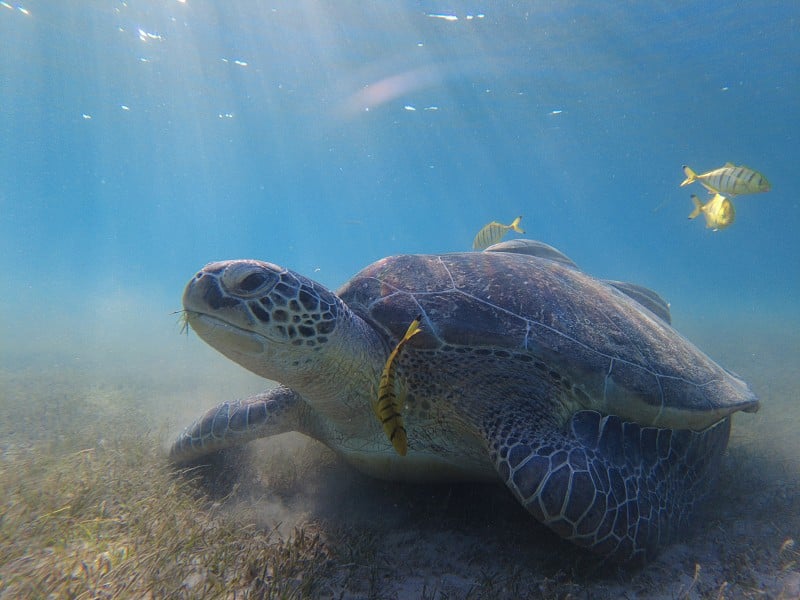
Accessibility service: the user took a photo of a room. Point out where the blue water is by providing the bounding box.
[1,3,799,594]
[2,0,798,326]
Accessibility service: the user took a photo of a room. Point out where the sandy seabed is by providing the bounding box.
[1,305,798,599]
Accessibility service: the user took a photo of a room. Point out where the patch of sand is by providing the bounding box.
[1,307,798,598]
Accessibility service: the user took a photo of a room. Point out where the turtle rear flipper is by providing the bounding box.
[170,386,305,464]
[487,409,730,563]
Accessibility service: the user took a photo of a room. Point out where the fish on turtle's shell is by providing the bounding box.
[171,240,758,563]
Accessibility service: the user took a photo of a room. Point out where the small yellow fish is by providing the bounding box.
[472,216,524,250]
[680,163,770,197]
[688,193,735,231]
[375,315,422,456]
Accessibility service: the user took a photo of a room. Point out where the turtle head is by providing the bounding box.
[183,260,347,386]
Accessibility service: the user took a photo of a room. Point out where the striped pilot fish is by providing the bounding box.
[472,216,524,250]
[680,163,770,197]
[374,315,421,456]
[688,193,735,231]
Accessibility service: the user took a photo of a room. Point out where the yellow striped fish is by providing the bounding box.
[472,216,524,250]
[375,315,421,456]
[680,163,770,197]
[688,193,735,231]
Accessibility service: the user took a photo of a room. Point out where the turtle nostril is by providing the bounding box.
[239,271,268,293]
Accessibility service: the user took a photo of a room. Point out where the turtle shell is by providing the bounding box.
[337,240,758,430]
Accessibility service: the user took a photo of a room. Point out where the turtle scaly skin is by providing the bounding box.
[171,241,758,563]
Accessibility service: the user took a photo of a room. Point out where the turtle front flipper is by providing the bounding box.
[170,385,305,464]
[487,409,731,563]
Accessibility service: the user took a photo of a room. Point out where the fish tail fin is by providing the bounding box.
[401,317,422,341]
[680,165,697,187]
[688,195,702,219]
[509,216,525,234]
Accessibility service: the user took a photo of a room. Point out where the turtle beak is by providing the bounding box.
[183,311,266,357]
[183,264,242,315]
[182,264,266,350]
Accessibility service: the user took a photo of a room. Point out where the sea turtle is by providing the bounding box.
[171,240,758,563]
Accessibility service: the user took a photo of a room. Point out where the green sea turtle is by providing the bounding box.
[171,240,758,563]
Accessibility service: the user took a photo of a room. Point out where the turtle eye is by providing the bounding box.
[239,272,268,293]
[221,263,279,298]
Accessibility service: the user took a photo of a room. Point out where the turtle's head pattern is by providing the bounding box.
[182,259,388,427]
[182,260,340,375]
